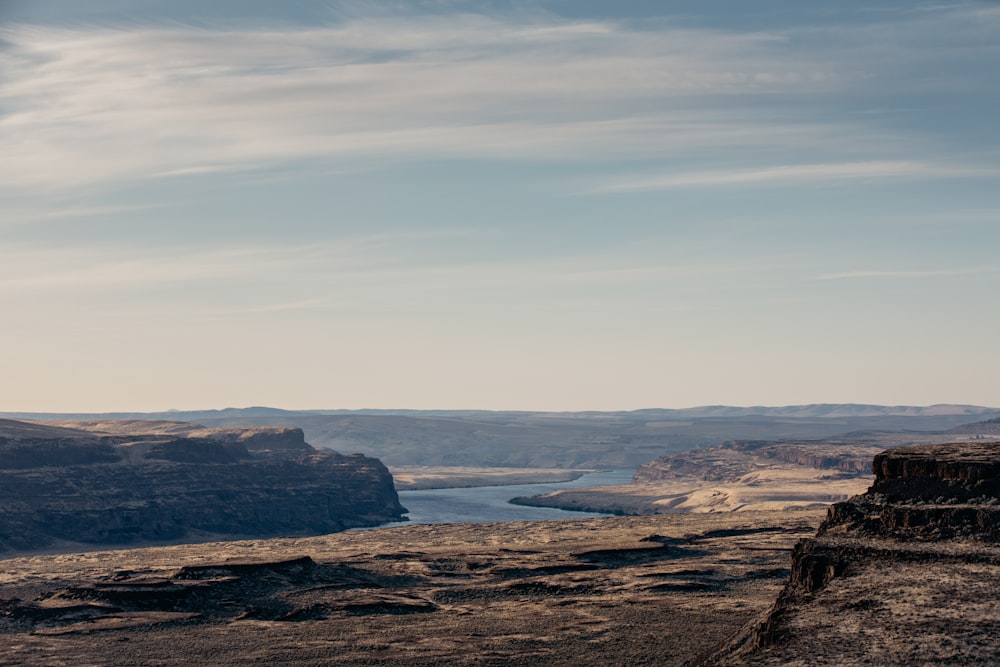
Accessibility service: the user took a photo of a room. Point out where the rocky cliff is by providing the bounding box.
[0,420,406,553]
[819,442,1000,541]
[708,441,1000,666]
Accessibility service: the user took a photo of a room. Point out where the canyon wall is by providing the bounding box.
[0,421,406,552]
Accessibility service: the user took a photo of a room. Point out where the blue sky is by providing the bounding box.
[1,0,999,411]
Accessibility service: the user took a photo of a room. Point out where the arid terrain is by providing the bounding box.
[0,509,824,666]
[4,413,1000,665]
[513,430,998,516]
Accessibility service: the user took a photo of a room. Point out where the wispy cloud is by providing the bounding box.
[816,267,1000,281]
[3,6,980,192]
[599,161,1000,192]
[0,230,788,309]
[0,202,166,226]
[0,245,306,291]
[209,299,332,316]
[0,230,469,293]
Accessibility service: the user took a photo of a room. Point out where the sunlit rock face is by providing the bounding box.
[710,441,1000,666]
[0,420,406,552]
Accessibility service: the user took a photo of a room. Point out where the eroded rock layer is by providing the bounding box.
[709,441,1000,666]
[0,420,406,552]
[821,441,1000,541]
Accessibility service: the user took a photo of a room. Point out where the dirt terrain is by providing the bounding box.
[0,510,824,666]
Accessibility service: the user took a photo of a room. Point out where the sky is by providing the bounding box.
[1,0,999,412]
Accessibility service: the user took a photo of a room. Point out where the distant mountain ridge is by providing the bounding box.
[631,403,997,419]
[4,405,999,469]
[3,403,995,422]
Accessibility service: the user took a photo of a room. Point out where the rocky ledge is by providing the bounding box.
[821,441,1000,541]
[0,419,407,553]
[709,441,1000,666]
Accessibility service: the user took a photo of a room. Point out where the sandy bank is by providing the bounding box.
[513,465,872,515]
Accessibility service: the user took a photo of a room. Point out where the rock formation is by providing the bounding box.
[708,441,1000,666]
[0,419,406,552]
[820,442,1000,541]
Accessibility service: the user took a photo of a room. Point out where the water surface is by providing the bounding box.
[386,468,635,526]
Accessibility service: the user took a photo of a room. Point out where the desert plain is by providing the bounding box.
[0,510,823,666]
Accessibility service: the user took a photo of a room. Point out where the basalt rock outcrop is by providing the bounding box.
[0,419,406,553]
[708,441,1000,666]
[819,441,1000,541]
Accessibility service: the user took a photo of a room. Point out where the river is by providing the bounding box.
[379,468,636,526]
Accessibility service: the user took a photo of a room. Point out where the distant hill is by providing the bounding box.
[0,418,99,440]
[5,405,999,469]
[6,403,996,423]
[631,403,998,419]
[947,416,1000,435]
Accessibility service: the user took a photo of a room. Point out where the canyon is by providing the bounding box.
[3,414,1000,664]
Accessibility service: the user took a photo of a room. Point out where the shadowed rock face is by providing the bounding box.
[0,420,407,553]
[144,438,251,463]
[872,442,1000,494]
[0,438,121,468]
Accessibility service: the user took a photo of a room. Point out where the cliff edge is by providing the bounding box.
[0,419,407,553]
[706,441,1000,666]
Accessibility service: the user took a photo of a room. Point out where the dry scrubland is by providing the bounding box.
[0,510,824,666]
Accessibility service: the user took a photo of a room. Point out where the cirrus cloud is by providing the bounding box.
[0,11,916,192]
